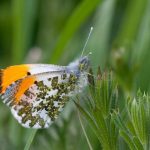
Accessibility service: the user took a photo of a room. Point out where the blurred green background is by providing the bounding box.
[0,0,150,149]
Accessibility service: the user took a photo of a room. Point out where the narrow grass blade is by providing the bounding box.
[50,0,102,63]
[115,0,147,47]
[12,0,25,64]
[12,0,38,64]
[74,101,100,140]
[77,107,93,150]
[24,130,37,150]
[90,0,116,69]
[120,130,138,150]
[133,137,144,150]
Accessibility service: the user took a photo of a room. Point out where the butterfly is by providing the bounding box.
[0,27,93,129]
[0,56,90,128]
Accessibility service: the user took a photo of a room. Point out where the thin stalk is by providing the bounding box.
[24,130,37,150]
[77,108,93,150]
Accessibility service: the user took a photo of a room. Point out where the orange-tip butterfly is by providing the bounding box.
[0,27,93,129]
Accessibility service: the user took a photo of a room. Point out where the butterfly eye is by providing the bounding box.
[79,64,84,71]
[27,72,31,75]
[79,56,90,71]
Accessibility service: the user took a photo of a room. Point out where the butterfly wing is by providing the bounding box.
[0,64,66,94]
[1,69,78,128]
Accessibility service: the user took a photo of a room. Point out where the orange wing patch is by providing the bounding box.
[15,76,36,104]
[0,65,29,93]
[0,69,3,93]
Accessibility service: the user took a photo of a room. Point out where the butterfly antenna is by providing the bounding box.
[81,27,93,57]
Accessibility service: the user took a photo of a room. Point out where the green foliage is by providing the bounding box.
[75,69,119,150]
[77,69,150,150]
[49,0,102,63]
[111,0,149,92]
[112,91,150,150]
[0,0,150,149]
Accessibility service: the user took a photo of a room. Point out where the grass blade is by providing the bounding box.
[74,101,100,141]
[24,130,37,150]
[77,107,93,150]
[50,0,102,63]
[120,130,138,150]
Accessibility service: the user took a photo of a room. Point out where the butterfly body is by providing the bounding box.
[0,56,89,128]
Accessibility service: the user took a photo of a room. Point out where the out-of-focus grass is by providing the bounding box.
[133,0,150,91]
[89,0,116,70]
[111,0,148,93]
[12,0,38,64]
[0,0,150,150]
[49,0,101,64]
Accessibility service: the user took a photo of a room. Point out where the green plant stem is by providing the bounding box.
[24,130,37,150]
[77,105,93,150]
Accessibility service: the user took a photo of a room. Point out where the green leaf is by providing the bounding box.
[133,0,150,91]
[133,137,144,150]
[12,0,38,64]
[111,0,148,92]
[92,108,110,147]
[120,130,138,150]
[74,101,100,141]
[24,130,37,150]
[77,107,93,150]
[115,0,147,48]
[49,0,102,63]
[89,0,116,69]
[111,111,128,132]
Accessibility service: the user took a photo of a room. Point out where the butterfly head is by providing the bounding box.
[78,56,90,72]
[67,56,90,76]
